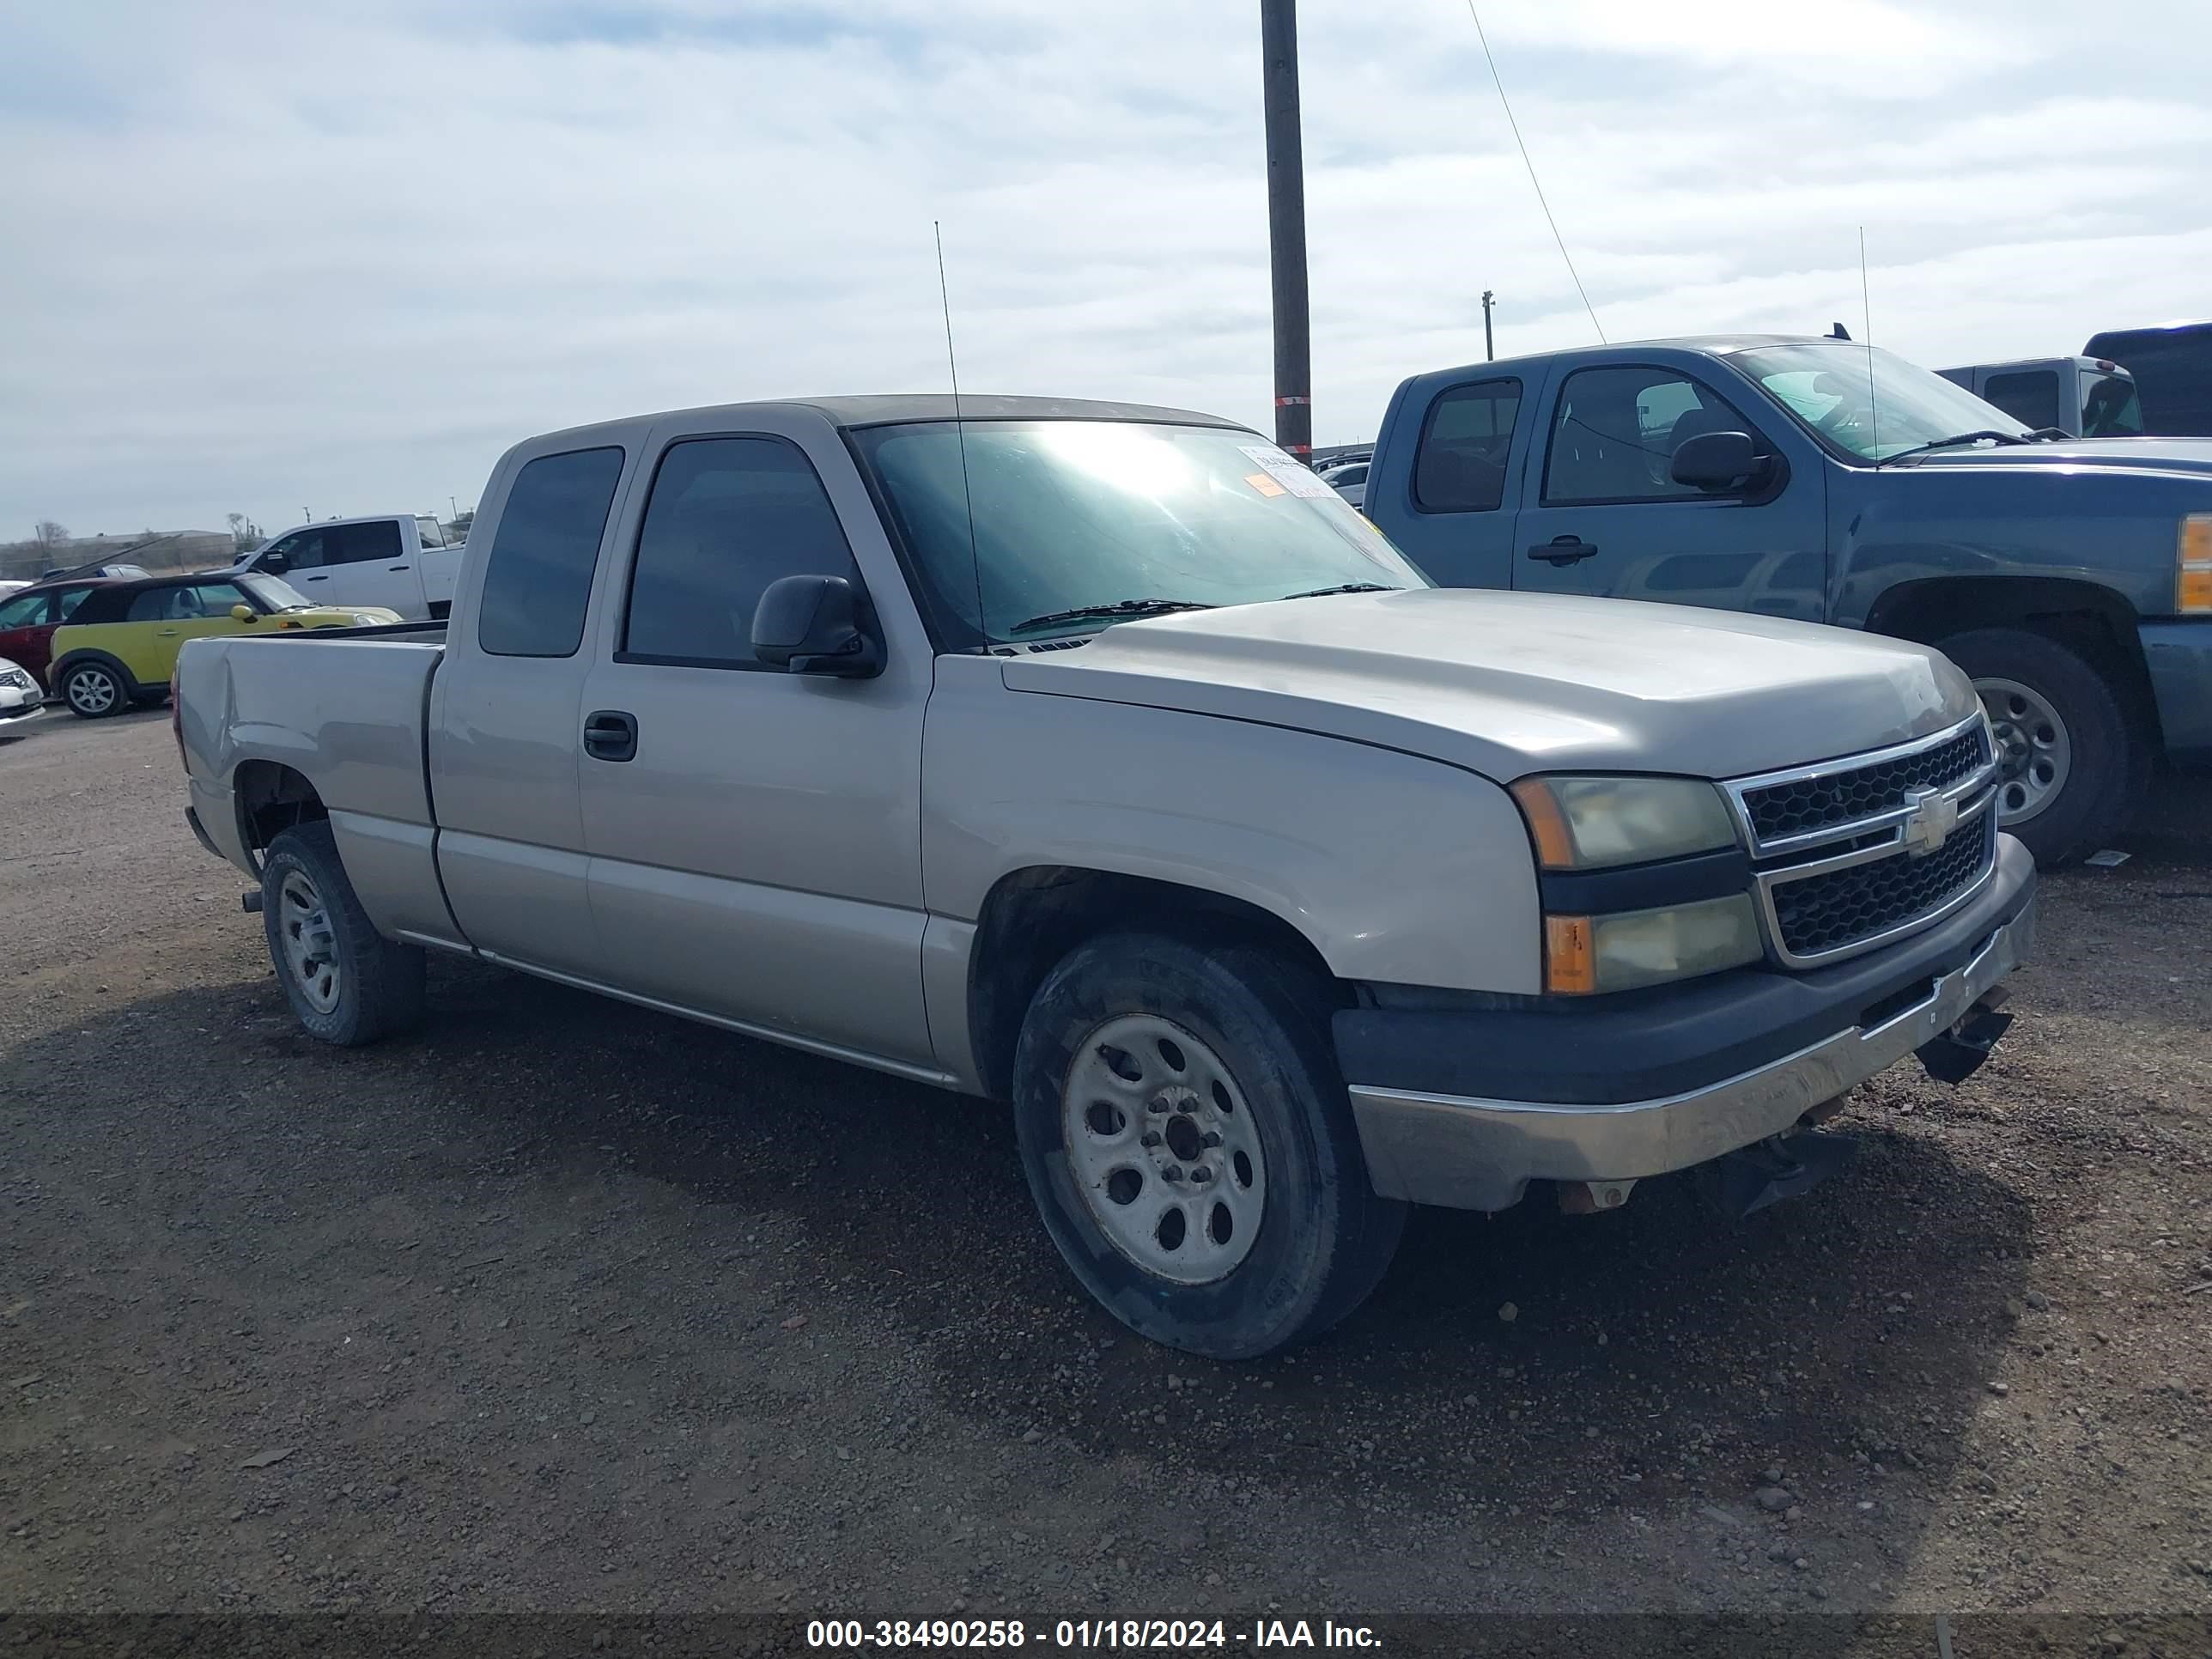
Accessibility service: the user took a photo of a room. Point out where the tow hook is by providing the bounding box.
[240,890,264,915]
[1558,1178,1638,1215]
[1700,1130,1860,1220]
[1917,988,2014,1086]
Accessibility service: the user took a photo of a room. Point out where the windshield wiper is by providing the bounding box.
[1277,581,1401,601]
[1009,599,1216,634]
[1875,429,2035,466]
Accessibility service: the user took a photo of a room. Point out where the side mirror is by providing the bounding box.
[260,551,289,574]
[1670,430,1769,492]
[752,574,883,678]
[230,605,257,623]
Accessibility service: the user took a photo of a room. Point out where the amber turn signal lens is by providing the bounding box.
[1544,914,1597,994]
[2183,516,2212,614]
[1511,779,1578,869]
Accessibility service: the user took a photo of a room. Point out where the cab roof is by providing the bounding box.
[523,394,1249,450]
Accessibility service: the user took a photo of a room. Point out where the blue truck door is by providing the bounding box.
[1366,371,1535,590]
[1510,360,1828,623]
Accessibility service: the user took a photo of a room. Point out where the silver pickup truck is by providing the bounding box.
[176,394,2034,1358]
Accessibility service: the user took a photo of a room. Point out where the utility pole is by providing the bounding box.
[1481,289,1496,361]
[450,495,460,523]
[1260,0,1311,460]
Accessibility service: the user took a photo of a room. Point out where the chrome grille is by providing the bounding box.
[1770,812,1994,959]
[1740,725,1989,847]
[1724,713,2002,969]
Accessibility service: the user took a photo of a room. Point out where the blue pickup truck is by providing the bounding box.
[1366,335,2212,864]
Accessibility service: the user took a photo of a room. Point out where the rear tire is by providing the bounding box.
[260,822,425,1045]
[1936,627,2149,866]
[61,661,126,719]
[1012,933,1405,1360]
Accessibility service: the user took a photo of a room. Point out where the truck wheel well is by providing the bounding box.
[1863,575,2160,740]
[235,760,328,853]
[967,867,1341,1102]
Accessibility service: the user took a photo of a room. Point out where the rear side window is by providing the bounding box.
[328,521,404,565]
[1982,369,2060,433]
[477,447,626,659]
[621,436,860,670]
[1414,379,1521,511]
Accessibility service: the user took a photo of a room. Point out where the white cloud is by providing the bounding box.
[2,0,2208,532]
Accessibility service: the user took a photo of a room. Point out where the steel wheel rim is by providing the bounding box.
[1060,1013,1268,1285]
[1977,677,2072,827]
[70,668,117,714]
[277,869,342,1014]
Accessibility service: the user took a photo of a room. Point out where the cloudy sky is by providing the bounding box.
[3,0,2209,538]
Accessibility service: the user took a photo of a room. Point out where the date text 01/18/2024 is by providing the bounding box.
[805,1619,1382,1649]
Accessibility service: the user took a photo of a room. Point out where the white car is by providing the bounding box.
[231,514,461,622]
[1320,459,1368,508]
[0,580,32,599]
[0,655,44,732]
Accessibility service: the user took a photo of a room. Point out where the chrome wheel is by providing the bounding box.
[66,665,118,716]
[276,869,342,1014]
[1978,677,2072,826]
[1061,1013,1268,1285]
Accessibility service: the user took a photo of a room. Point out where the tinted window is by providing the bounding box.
[623,437,859,668]
[266,529,327,570]
[327,520,403,565]
[1415,380,1521,511]
[0,592,49,628]
[1544,367,1755,504]
[56,586,97,621]
[2081,373,2143,437]
[2085,326,2212,435]
[477,447,626,658]
[125,582,246,623]
[1981,370,2060,433]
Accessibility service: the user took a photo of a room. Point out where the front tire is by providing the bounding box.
[1012,933,1405,1360]
[260,822,426,1045]
[61,661,126,719]
[1936,627,2150,866]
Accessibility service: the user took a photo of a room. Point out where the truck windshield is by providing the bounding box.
[2080,372,2144,437]
[851,420,1427,645]
[1731,343,2034,462]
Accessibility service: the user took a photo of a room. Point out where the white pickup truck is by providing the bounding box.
[231,514,460,621]
[175,395,2033,1357]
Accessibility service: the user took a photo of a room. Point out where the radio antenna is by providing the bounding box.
[1859,226,1880,458]
[933,221,988,650]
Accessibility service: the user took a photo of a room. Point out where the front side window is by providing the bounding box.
[622,436,860,669]
[1734,343,2033,461]
[1415,379,1521,511]
[1543,367,1755,504]
[1982,370,2060,433]
[852,420,1426,646]
[0,591,49,628]
[477,446,626,658]
[128,582,247,622]
[328,521,404,565]
[266,530,327,570]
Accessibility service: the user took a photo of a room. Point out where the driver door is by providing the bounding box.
[125,580,258,683]
[1510,362,1829,623]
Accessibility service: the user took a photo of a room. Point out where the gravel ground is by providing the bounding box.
[2,709,2208,1651]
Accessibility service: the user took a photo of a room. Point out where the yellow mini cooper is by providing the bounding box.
[46,573,400,718]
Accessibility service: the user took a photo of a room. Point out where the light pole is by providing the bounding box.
[1260,0,1311,460]
[1482,289,1495,361]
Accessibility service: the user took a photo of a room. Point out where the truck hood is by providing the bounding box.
[1916,436,2212,477]
[998,588,1978,781]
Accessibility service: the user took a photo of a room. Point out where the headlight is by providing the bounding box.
[352,614,380,627]
[2182,515,2212,614]
[1544,895,1765,994]
[1510,775,1739,869]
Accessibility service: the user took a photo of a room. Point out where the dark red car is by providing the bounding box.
[0,579,119,692]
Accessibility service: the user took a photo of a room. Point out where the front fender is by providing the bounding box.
[921,659,1542,996]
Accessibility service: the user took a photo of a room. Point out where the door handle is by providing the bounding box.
[155,628,179,636]
[1528,535,1599,566]
[305,573,328,580]
[583,708,638,763]
[387,564,410,572]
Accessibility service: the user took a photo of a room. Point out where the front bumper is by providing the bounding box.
[2141,617,2212,765]
[1341,835,2035,1212]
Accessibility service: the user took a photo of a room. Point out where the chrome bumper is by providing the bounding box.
[1347,897,2034,1212]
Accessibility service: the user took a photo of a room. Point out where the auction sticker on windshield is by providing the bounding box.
[1237,443,1334,498]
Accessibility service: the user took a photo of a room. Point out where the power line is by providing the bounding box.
[1463,1,1604,343]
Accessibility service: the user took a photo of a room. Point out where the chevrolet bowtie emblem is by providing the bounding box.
[1899,786,1958,857]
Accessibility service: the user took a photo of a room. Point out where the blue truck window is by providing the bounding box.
[1413,379,1521,512]
[1544,366,1754,505]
